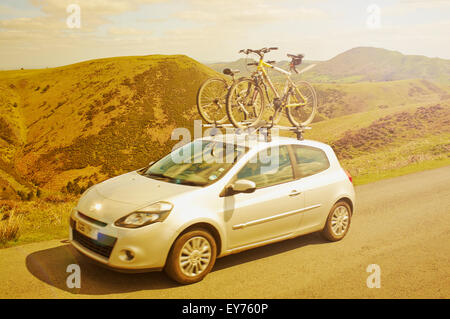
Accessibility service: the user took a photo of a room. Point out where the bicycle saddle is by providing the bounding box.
[223,68,240,76]
[287,54,304,73]
[287,53,304,59]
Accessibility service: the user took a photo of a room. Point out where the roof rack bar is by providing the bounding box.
[201,122,310,141]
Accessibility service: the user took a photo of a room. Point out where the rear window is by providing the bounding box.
[291,145,330,177]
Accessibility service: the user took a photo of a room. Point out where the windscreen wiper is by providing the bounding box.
[144,172,173,181]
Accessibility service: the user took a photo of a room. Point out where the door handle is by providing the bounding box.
[289,190,302,197]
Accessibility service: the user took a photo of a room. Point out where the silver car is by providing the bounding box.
[69,134,355,284]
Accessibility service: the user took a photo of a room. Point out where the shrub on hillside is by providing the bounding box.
[0,117,18,145]
[0,200,18,212]
[0,214,21,244]
[43,193,72,203]
[41,85,50,93]
[16,191,26,201]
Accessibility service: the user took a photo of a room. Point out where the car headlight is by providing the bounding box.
[114,201,173,228]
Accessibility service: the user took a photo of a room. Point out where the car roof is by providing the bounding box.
[198,133,332,152]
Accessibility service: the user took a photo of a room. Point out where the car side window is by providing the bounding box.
[236,145,294,189]
[291,145,330,177]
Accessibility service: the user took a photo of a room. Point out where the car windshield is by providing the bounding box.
[139,140,248,186]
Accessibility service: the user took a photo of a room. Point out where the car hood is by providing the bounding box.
[76,171,195,223]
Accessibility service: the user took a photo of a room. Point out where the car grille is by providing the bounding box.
[72,229,117,258]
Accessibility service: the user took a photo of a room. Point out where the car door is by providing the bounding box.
[290,145,332,231]
[223,145,306,249]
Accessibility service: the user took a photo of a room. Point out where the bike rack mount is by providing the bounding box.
[202,121,311,142]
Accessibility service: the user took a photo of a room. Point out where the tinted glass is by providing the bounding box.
[141,140,247,186]
[292,145,330,177]
[237,145,294,189]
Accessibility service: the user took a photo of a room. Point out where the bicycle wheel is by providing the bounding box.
[226,78,265,129]
[286,81,317,127]
[197,78,229,124]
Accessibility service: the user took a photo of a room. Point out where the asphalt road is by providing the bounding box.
[0,166,449,298]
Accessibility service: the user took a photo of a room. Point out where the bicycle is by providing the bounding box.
[196,68,242,125]
[226,47,318,129]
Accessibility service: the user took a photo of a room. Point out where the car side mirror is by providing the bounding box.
[230,179,256,194]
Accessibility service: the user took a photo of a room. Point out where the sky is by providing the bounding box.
[0,0,449,69]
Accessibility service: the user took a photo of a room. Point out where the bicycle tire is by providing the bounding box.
[226,77,265,129]
[286,81,317,127]
[196,77,229,124]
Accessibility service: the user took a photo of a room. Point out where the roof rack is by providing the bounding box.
[202,121,311,142]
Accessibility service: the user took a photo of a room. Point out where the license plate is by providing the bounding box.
[76,220,98,240]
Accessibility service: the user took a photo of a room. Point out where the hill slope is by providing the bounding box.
[0,55,218,198]
[302,101,450,184]
[312,79,449,121]
[303,47,450,83]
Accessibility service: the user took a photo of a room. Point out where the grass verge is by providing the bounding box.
[352,158,450,185]
[0,196,76,248]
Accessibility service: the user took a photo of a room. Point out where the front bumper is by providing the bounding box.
[69,209,174,271]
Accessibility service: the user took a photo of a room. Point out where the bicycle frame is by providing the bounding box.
[256,59,307,108]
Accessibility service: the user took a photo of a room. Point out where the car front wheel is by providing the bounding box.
[164,229,217,284]
[321,201,352,241]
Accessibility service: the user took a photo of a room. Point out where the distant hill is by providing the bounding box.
[208,47,450,84]
[0,55,218,198]
[302,47,450,83]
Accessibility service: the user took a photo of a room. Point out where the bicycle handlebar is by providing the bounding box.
[239,47,278,56]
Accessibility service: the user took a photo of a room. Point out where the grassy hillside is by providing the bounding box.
[312,79,449,121]
[0,55,218,198]
[302,47,450,83]
[302,102,450,184]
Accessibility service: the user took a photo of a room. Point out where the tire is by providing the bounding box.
[226,77,265,129]
[197,78,229,124]
[164,229,217,284]
[286,81,317,127]
[321,201,352,242]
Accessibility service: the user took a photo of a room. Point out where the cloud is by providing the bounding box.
[0,0,448,69]
[174,1,327,24]
[108,26,153,36]
[383,0,450,15]
[0,0,162,52]
[0,0,167,35]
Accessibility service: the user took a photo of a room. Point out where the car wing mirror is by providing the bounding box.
[230,179,256,194]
